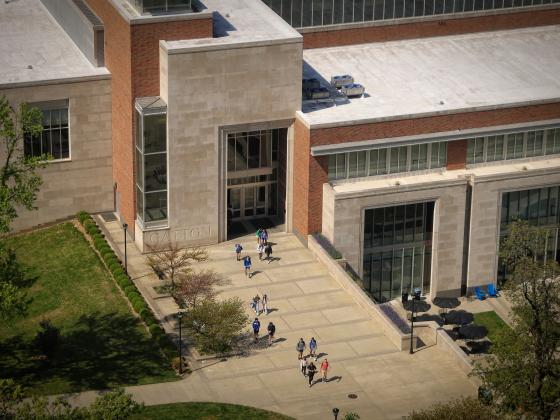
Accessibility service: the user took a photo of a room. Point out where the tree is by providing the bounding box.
[0,382,142,419]
[145,241,207,291]
[0,242,30,320]
[183,297,249,353]
[404,397,500,420]
[174,269,230,309]
[0,96,47,234]
[86,389,143,420]
[474,220,560,420]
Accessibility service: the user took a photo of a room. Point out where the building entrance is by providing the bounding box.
[226,127,286,237]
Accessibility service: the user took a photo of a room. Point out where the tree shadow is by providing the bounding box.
[0,312,174,394]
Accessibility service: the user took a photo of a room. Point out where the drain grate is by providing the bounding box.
[347,393,358,399]
[100,212,118,222]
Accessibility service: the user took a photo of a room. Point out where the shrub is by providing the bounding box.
[77,211,89,224]
[101,250,115,261]
[127,292,142,302]
[123,285,137,295]
[148,324,163,337]
[35,319,60,359]
[111,266,125,278]
[132,300,147,313]
[138,308,154,321]
[117,277,133,290]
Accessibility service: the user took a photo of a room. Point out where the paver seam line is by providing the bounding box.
[197,347,398,382]
[215,273,333,293]
[204,260,329,278]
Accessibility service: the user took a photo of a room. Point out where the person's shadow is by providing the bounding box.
[326,376,342,383]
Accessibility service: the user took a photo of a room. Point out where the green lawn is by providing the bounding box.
[0,223,177,395]
[473,311,509,342]
[132,402,294,420]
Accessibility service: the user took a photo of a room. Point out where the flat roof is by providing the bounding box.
[0,0,109,89]
[301,25,560,129]
[163,0,301,54]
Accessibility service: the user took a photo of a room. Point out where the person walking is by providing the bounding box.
[257,242,264,260]
[265,243,273,264]
[244,256,252,278]
[267,321,275,346]
[262,293,269,315]
[307,361,317,387]
[234,243,243,261]
[252,318,260,342]
[296,338,306,359]
[261,229,269,245]
[300,356,308,376]
[256,228,263,244]
[252,294,261,315]
[309,337,318,361]
[320,359,329,383]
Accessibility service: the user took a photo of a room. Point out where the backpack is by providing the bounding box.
[235,244,242,252]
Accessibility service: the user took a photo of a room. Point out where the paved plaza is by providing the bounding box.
[87,218,477,419]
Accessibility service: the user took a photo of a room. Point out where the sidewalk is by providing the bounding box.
[88,215,476,419]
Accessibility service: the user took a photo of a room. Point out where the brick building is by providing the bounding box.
[1,0,560,299]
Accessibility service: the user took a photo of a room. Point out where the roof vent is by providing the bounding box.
[341,83,365,98]
[331,75,354,89]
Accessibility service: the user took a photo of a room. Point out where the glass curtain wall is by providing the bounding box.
[498,185,560,282]
[227,128,286,220]
[362,201,434,302]
[262,0,559,28]
[328,141,446,181]
[467,127,560,164]
[135,108,168,226]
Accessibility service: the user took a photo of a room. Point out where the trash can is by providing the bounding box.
[401,292,409,304]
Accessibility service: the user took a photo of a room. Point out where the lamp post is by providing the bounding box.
[410,288,421,354]
[178,312,183,374]
[122,223,128,275]
[332,408,340,420]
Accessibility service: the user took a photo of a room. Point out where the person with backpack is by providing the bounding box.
[296,338,306,359]
[309,337,318,361]
[234,243,243,261]
[244,256,252,278]
[307,361,317,387]
[267,321,275,346]
[252,318,260,342]
[256,228,263,244]
[261,229,269,245]
[265,243,273,264]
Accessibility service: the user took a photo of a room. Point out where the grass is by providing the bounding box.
[473,311,509,342]
[0,223,177,395]
[131,402,294,420]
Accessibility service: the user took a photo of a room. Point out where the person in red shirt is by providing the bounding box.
[320,359,329,383]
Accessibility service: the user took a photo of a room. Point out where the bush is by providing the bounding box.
[132,300,147,313]
[149,324,163,337]
[35,319,60,359]
[117,277,133,290]
[123,285,137,295]
[76,210,89,224]
[138,308,153,321]
[111,266,125,278]
[106,259,120,271]
[127,292,142,302]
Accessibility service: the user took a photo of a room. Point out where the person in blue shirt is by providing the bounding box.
[234,243,243,261]
[252,318,260,342]
[244,256,252,278]
[309,337,318,361]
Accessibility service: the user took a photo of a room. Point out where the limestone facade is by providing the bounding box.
[0,79,113,231]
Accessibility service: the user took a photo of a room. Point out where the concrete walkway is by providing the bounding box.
[85,216,476,419]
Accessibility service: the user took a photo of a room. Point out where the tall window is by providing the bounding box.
[262,0,559,28]
[23,103,69,160]
[467,127,560,164]
[363,201,434,302]
[135,98,168,226]
[498,185,560,282]
[327,141,447,181]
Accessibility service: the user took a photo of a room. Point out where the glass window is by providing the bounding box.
[364,208,373,248]
[333,0,344,23]
[384,207,395,246]
[546,128,560,155]
[313,0,324,25]
[365,0,375,19]
[344,0,355,22]
[348,152,359,177]
[392,249,403,297]
[357,151,368,177]
[374,0,385,19]
[378,148,387,174]
[144,191,167,222]
[235,134,248,171]
[354,0,366,21]
[144,153,167,192]
[336,153,347,179]
[384,0,395,18]
[394,0,405,17]
[474,137,484,163]
[373,208,384,247]
[418,143,428,170]
[328,155,337,181]
[144,114,166,154]
[323,0,334,24]
[302,0,313,26]
[248,133,260,169]
[24,106,70,160]
[292,0,303,27]
[527,130,544,157]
